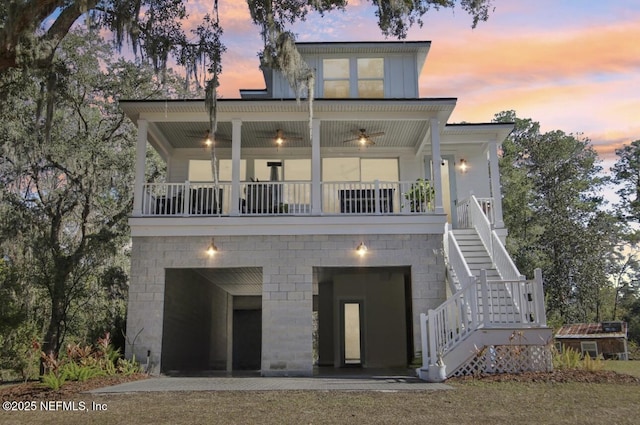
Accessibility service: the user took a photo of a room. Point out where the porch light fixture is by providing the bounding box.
[356,241,368,256]
[276,136,284,146]
[204,130,213,148]
[206,238,218,257]
[459,159,468,173]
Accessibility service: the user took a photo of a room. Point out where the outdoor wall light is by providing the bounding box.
[206,238,218,257]
[356,241,368,256]
[459,158,468,173]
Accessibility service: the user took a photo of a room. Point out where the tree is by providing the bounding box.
[0,31,175,363]
[612,140,640,226]
[611,140,640,348]
[495,111,619,324]
[1,0,494,127]
[1,1,493,72]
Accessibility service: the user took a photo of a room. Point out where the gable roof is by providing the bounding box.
[555,322,628,339]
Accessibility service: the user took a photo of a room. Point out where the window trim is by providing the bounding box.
[356,58,384,98]
[322,58,350,99]
[322,57,385,98]
[580,341,598,358]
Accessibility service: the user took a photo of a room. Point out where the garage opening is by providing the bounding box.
[161,267,262,374]
[314,266,413,369]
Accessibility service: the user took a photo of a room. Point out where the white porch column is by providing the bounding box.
[311,118,321,215]
[430,118,444,214]
[488,139,505,228]
[230,119,242,216]
[132,119,148,216]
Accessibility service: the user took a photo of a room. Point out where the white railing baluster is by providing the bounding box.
[490,232,523,281]
[446,230,476,291]
[142,180,439,217]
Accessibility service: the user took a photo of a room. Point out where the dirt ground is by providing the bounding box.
[0,374,148,402]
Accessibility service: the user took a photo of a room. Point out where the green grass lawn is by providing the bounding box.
[604,360,640,377]
[3,363,640,424]
[3,381,640,425]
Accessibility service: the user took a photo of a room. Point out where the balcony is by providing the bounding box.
[140,180,435,217]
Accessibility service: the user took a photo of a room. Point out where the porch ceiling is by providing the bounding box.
[120,98,459,154]
[153,120,430,150]
[193,267,262,296]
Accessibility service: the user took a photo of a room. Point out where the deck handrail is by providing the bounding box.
[490,231,524,281]
[468,196,493,256]
[444,225,476,293]
[475,197,495,225]
[321,180,434,215]
[465,196,522,281]
[421,268,546,372]
[140,180,438,217]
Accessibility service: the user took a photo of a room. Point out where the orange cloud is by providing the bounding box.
[422,19,640,89]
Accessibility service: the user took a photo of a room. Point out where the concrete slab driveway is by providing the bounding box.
[90,375,451,393]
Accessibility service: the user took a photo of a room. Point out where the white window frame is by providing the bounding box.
[580,341,598,358]
[356,58,384,98]
[322,58,350,99]
[322,57,385,98]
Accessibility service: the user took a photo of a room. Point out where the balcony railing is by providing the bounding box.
[140,180,435,217]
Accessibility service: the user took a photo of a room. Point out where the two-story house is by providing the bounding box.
[121,41,552,381]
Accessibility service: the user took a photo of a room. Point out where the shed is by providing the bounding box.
[555,322,628,360]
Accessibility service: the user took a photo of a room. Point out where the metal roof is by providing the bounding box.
[555,322,628,339]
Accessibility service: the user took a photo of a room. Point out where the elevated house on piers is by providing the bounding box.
[121,41,552,380]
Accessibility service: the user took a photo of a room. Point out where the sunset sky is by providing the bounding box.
[185,0,639,170]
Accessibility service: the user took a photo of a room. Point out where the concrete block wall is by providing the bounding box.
[126,233,445,376]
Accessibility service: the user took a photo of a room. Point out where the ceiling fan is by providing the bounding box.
[188,129,231,147]
[343,128,385,147]
[259,129,303,147]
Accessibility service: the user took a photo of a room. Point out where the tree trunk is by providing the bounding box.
[39,272,68,375]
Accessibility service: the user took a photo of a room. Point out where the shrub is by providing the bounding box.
[552,347,605,371]
[0,322,41,382]
[553,347,582,369]
[582,354,605,372]
[37,331,142,390]
[41,371,67,390]
[62,362,105,382]
[40,351,68,390]
[117,356,142,376]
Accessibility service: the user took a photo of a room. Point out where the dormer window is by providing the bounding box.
[357,58,384,98]
[322,57,385,98]
[323,58,350,98]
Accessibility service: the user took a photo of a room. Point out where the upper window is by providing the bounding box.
[323,59,350,98]
[357,58,384,98]
[322,58,385,98]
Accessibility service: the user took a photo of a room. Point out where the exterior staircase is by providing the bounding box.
[452,229,500,281]
[417,196,553,381]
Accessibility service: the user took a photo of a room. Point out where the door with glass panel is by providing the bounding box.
[341,301,364,366]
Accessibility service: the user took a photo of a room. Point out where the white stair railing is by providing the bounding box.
[465,196,523,282]
[420,268,547,380]
[468,196,493,256]
[475,198,495,225]
[444,225,476,293]
[421,281,479,368]
[490,232,524,281]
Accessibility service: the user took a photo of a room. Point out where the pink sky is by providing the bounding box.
[185,0,639,166]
